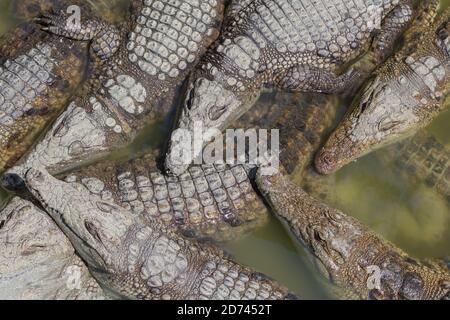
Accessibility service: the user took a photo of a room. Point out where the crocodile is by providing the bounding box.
[315,2,450,175]
[0,19,88,173]
[5,0,225,176]
[20,167,297,300]
[0,197,105,299]
[164,0,418,176]
[256,168,450,300]
[378,130,450,203]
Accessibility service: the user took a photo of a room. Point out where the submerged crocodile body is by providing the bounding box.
[6,0,225,175]
[234,93,340,175]
[21,167,297,300]
[0,197,105,299]
[379,130,450,203]
[3,93,340,242]
[256,169,450,300]
[316,2,450,175]
[164,0,416,176]
[0,21,88,173]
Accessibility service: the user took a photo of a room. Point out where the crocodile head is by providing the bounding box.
[165,75,261,176]
[315,69,445,175]
[22,167,134,274]
[256,169,364,287]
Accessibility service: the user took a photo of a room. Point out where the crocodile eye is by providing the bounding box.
[85,220,103,244]
[359,86,377,114]
[378,120,401,132]
[359,100,370,114]
[185,89,195,111]
[208,104,227,121]
[0,213,11,230]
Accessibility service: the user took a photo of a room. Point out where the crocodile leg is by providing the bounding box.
[275,65,362,94]
[256,169,450,300]
[35,10,120,60]
[371,0,414,63]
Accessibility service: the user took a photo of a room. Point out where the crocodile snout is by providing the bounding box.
[314,150,339,176]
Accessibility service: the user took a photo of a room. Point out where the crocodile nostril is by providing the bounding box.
[315,151,335,175]
[322,153,332,165]
[1,173,26,192]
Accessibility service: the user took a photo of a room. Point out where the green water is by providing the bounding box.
[0,1,449,300]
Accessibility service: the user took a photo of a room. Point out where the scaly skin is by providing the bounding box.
[0,95,335,299]
[0,94,335,299]
[379,130,450,203]
[9,0,225,175]
[234,93,340,203]
[0,21,88,173]
[234,93,340,175]
[33,94,338,242]
[61,153,268,242]
[276,95,340,175]
[256,169,450,300]
[164,0,416,176]
[0,197,105,300]
[2,95,340,241]
[316,3,450,175]
[21,167,296,300]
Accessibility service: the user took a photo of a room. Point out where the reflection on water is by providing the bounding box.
[0,0,449,299]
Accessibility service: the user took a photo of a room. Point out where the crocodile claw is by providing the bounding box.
[33,11,67,35]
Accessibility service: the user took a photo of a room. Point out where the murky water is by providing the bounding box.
[0,1,449,300]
